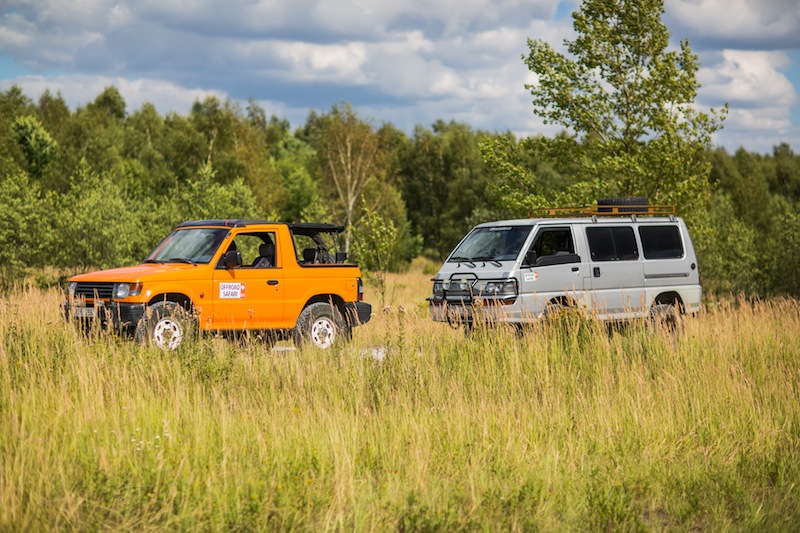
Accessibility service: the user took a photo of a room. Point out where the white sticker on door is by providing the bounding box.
[524,272,538,282]
[220,282,247,299]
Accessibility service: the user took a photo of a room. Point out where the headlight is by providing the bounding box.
[477,279,518,298]
[114,282,143,300]
[67,282,77,297]
[432,281,444,296]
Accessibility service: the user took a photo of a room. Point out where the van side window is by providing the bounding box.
[586,226,639,261]
[525,227,581,267]
[639,225,684,259]
[530,227,575,259]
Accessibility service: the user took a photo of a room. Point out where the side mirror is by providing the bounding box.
[224,250,243,269]
[524,250,537,266]
[335,251,348,263]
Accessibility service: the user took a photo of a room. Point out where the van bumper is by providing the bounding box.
[428,298,516,325]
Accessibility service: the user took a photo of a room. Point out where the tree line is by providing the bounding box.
[1,84,797,296]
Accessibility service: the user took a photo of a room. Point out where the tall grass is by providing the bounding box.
[1,275,799,531]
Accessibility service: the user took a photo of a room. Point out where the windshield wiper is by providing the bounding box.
[448,256,475,268]
[143,259,163,264]
[167,257,197,265]
[472,256,503,267]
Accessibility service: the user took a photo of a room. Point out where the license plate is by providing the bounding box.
[73,307,95,318]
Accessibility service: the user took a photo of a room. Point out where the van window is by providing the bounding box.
[530,227,575,258]
[586,226,639,261]
[639,225,684,259]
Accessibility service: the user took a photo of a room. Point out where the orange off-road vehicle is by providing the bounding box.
[63,220,372,350]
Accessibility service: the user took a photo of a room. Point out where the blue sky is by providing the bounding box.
[0,0,798,154]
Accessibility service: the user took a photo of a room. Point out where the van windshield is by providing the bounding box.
[448,225,533,262]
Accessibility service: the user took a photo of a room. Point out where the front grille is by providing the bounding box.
[75,282,115,300]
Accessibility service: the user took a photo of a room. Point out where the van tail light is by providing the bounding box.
[357,277,364,302]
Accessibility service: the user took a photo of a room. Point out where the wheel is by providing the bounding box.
[134,301,196,350]
[650,303,683,333]
[541,303,566,322]
[293,302,348,350]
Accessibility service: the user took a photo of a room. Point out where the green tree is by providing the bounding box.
[122,102,173,197]
[311,103,388,251]
[350,199,398,307]
[400,121,497,257]
[0,171,49,286]
[54,162,142,269]
[770,199,800,296]
[0,86,35,179]
[57,89,128,188]
[189,96,244,184]
[11,115,58,180]
[166,162,258,223]
[771,143,800,201]
[509,0,726,217]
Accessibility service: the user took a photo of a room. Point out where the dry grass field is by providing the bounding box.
[1,266,799,531]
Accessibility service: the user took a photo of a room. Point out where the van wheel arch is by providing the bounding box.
[650,292,684,332]
[652,292,684,313]
[548,295,577,308]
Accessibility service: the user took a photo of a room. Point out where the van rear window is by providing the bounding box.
[638,225,684,259]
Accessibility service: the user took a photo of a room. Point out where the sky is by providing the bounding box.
[0,0,798,154]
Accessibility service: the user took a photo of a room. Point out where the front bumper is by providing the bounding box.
[428,296,516,325]
[345,301,372,326]
[62,300,146,330]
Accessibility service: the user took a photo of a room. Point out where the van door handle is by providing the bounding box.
[593,267,601,277]
[571,267,579,272]
[267,280,279,286]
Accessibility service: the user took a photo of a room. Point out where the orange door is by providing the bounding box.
[211,266,284,330]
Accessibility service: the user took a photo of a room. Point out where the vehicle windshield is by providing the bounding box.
[145,228,229,264]
[448,225,533,262]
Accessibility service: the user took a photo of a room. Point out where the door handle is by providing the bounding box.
[267,280,279,286]
[593,267,601,277]
[572,267,579,272]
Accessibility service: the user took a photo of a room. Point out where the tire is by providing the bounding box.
[597,196,649,206]
[597,196,649,213]
[293,302,348,350]
[134,301,196,350]
[541,303,566,322]
[650,303,683,333]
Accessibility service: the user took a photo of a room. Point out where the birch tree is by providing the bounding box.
[315,103,387,251]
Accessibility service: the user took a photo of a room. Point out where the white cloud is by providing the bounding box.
[666,0,800,48]
[0,0,797,153]
[697,49,799,152]
[275,41,369,83]
[699,50,796,109]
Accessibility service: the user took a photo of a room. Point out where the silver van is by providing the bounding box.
[427,200,701,329]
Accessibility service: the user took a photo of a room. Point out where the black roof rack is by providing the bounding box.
[174,220,346,232]
[176,219,276,228]
[288,222,345,234]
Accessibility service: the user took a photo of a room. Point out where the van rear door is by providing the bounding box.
[638,224,695,287]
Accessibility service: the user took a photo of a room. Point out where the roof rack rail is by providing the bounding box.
[530,204,675,218]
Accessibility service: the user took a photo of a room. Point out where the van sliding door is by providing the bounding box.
[585,226,645,318]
